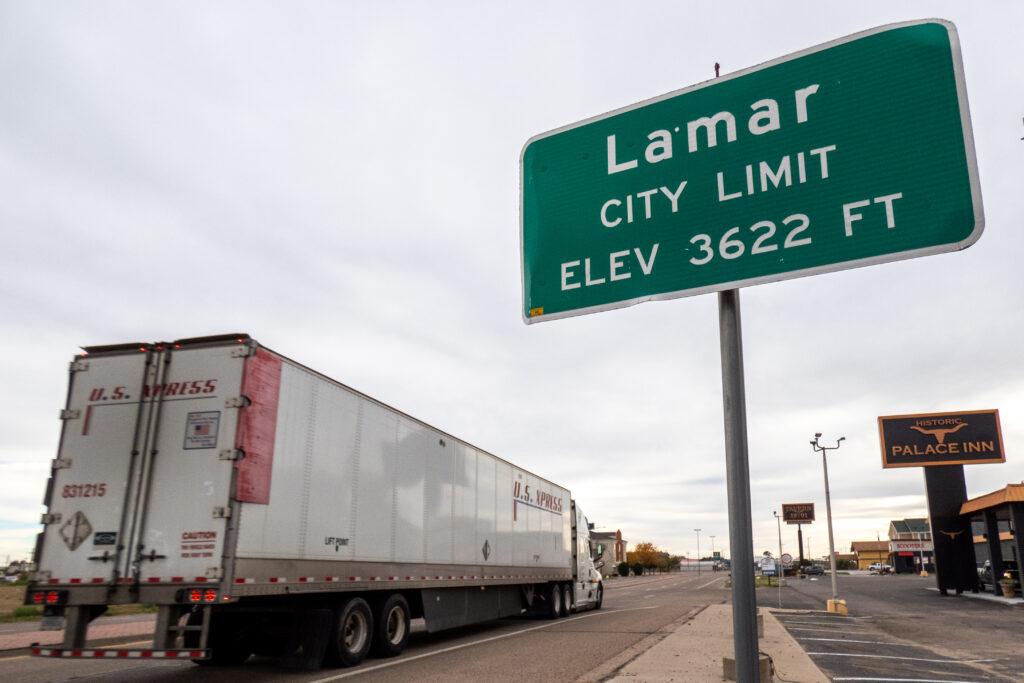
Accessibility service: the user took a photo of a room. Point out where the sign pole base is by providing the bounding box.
[718,288,760,681]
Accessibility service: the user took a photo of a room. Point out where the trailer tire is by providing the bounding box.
[546,583,562,619]
[594,583,603,610]
[326,597,374,667]
[371,594,410,658]
[560,584,572,616]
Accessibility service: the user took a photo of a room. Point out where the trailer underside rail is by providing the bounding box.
[30,646,209,660]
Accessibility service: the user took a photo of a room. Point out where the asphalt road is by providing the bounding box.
[773,572,1024,682]
[0,571,729,682]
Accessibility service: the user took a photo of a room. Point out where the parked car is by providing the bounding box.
[978,560,1020,593]
[803,565,824,576]
[868,563,893,574]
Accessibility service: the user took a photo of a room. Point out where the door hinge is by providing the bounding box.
[205,566,225,580]
[41,512,62,524]
[51,457,73,470]
[218,448,244,462]
[212,506,232,519]
[224,397,250,408]
[59,409,81,421]
[70,359,89,372]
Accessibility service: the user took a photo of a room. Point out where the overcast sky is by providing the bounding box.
[2,1,1022,566]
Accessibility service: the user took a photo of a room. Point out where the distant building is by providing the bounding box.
[888,518,934,573]
[850,541,889,569]
[590,529,627,577]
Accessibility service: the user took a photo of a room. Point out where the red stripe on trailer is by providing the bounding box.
[235,348,282,504]
[194,577,208,583]
[91,578,104,583]
[82,404,93,436]
[93,650,104,657]
[69,578,81,584]
[146,577,160,583]
[298,577,309,582]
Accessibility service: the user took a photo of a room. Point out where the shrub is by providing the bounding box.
[632,563,645,576]
[617,562,629,577]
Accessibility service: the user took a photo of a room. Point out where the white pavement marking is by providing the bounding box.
[309,606,660,682]
[797,637,898,645]
[692,576,727,590]
[783,620,865,626]
[832,678,988,683]
[786,627,868,633]
[807,652,995,664]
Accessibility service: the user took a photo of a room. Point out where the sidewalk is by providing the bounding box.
[0,614,155,652]
[607,604,827,682]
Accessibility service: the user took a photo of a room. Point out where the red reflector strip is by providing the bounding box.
[171,577,184,583]
[91,578,105,584]
[48,579,59,585]
[146,577,161,583]
[69,578,81,584]
[194,577,208,583]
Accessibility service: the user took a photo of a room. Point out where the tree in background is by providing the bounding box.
[616,562,629,577]
[627,542,668,573]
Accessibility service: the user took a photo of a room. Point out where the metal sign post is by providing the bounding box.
[718,288,759,680]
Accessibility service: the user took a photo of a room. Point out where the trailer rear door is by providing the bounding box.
[37,346,156,585]
[131,342,246,584]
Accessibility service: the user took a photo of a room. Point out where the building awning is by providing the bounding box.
[960,483,1024,515]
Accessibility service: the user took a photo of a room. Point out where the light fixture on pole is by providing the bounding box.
[694,528,702,575]
[811,433,845,611]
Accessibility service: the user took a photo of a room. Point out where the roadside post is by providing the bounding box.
[780,553,794,608]
[521,20,982,682]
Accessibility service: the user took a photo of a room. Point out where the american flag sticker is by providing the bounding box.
[184,411,221,450]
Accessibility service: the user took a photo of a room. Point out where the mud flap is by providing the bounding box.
[279,608,332,670]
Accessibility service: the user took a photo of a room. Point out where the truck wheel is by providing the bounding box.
[327,597,373,667]
[594,584,603,610]
[371,594,410,658]
[546,583,562,619]
[560,584,572,616]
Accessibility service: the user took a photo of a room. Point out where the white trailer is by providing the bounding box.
[27,334,604,668]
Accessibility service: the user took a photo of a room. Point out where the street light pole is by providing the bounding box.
[695,529,701,575]
[710,535,716,564]
[772,510,785,587]
[811,433,845,605]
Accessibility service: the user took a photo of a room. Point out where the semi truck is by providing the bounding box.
[26,334,604,668]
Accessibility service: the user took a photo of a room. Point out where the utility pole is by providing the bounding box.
[710,535,716,563]
[811,433,845,608]
[695,528,702,575]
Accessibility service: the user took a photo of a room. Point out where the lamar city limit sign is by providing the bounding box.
[520,20,983,323]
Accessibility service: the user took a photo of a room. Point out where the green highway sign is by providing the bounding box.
[520,20,983,323]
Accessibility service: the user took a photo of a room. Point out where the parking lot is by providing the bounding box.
[770,573,1024,682]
